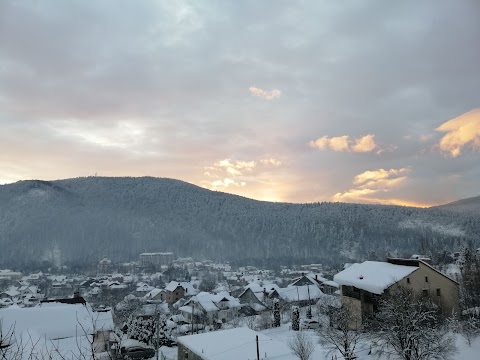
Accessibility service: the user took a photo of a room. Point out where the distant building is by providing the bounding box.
[98,256,112,274]
[0,269,22,281]
[140,252,174,267]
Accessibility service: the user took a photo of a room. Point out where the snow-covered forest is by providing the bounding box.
[0,177,478,268]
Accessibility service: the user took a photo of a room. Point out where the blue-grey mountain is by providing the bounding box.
[0,177,478,268]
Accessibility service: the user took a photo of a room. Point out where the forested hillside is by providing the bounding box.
[434,195,480,214]
[0,177,478,268]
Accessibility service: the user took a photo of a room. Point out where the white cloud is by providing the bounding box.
[260,158,282,166]
[249,86,281,100]
[211,178,246,188]
[332,168,411,205]
[309,134,378,153]
[435,108,480,157]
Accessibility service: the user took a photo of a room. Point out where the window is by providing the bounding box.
[436,288,441,296]
[425,276,429,283]
[406,277,410,284]
[422,289,428,297]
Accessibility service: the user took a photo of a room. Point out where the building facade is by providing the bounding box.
[139,252,174,267]
[334,258,460,328]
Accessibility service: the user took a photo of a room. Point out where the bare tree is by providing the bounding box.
[288,331,315,360]
[243,315,256,330]
[368,286,456,360]
[448,313,480,347]
[317,303,362,360]
[258,310,272,330]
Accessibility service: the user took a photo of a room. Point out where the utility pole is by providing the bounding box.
[155,310,160,360]
[191,302,195,334]
[307,285,311,316]
[256,335,260,360]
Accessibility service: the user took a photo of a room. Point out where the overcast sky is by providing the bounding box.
[1,1,479,206]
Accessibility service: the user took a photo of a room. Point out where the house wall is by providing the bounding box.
[342,295,362,329]
[239,288,258,303]
[395,263,459,316]
[177,343,205,360]
[166,286,185,304]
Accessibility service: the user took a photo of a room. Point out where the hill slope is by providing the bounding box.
[0,177,478,268]
[435,195,480,214]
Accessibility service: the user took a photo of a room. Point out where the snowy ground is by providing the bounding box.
[159,324,480,360]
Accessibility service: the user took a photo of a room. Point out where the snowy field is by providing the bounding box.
[159,324,480,360]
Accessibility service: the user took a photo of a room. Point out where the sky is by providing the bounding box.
[1,0,479,206]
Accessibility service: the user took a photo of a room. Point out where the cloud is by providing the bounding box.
[202,156,285,199]
[351,134,377,153]
[435,109,480,157]
[212,159,256,176]
[309,134,378,153]
[249,86,281,100]
[332,168,411,205]
[211,178,246,188]
[353,168,408,186]
[260,158,282,166]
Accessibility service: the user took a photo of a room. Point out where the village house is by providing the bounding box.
[237,283,279,313]
[160,281,198,304]
[179,291,241,325]
[334,258,460,327]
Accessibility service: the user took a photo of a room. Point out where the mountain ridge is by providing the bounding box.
[433,194,480,213]
[0,176,478,268]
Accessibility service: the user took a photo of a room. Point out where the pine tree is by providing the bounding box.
[292,306,300,331]
[273,299,281,327]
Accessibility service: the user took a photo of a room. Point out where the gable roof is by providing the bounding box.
[185,292,241,313]
[0,303,113,340]
[277,284,323,302]
[177,327,294,360]
[165,281,198,295]
[387,258,459,285]
[334,261,418,295]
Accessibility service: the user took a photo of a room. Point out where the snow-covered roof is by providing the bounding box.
[322,280,339,288]
[241,282,280,295]
[0,303,113,340]
[250,302,267,312]
[186,291,242,313]
[136,284,154,292]
[334,261,418,295]
[277,285,323,302]
[165,281,198,295]
[290,273,327,286]
[179,305,204,315]
[178,327,294,360]
[144,288,163,299]
[2,288,20,297]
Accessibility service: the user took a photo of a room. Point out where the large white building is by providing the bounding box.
[140,252,174,267]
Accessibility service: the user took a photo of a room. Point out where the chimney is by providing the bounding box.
[315,274,318,280]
